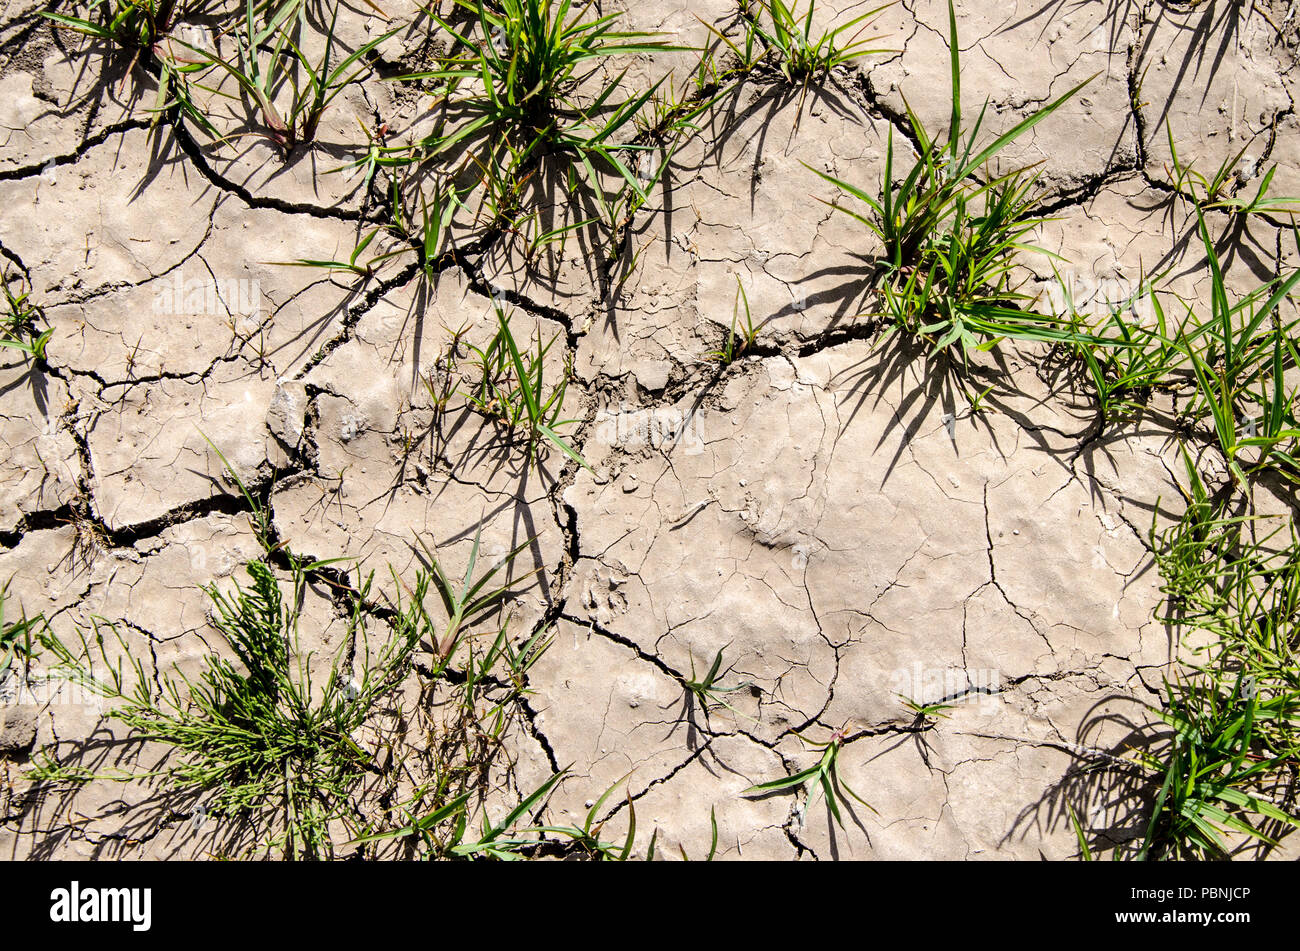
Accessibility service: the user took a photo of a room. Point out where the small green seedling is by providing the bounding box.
[1068,804,1096,861]
[44,0,217,135]
[966,380,996,414]
[534,773,643,859]
[462,306,592,471]
[415,523,538,659]
[1057,265,1176,426]
[190,3,396,154]
[708,276,761,365]
[1166,121,1300,218]
[672,805,720,861]
[0,581,42,684]
[202,432,275,550]
[1,270,52,360]
[899,694,953,721]
[681,644,755,721]
[270,227,386,278]
[744,723,875,829]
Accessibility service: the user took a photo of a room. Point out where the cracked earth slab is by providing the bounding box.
[536,342,1178,855]
[4,1,1300,859]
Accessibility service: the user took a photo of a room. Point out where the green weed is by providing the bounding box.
[1058,267,1174,425]
[809,0,1092,361]
[1137,451,1300,858]
[1137,674,1299,859]
[899,695,953,721]
[31,511,549,860]
[0,270,52,360]
[190,2,395,154]
[680,644,755,721]
[744,724,875,830]
[462,305,591,471]
[1166,122,1300,219]
[43,0,218,135]
[0,581,42,686]
[1177,214,1300,487]
[388,0,681,225]
[33,557,420,859]
[734,0,890,87]
[706,276,761,365]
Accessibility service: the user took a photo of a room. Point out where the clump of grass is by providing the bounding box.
[386,0,681,226]
[1056,266,1175,426]
[43,0,217,136]
[416,526,538,659]
[0,270,52,360]
[1139,453,1300,858]
[1165,122,1300,219]
[1152,449,1300,693]
[748,0,889,83]
[756,0,888,80]
[1058,211,1300,466]
[44,0,178,52]
[365,769,563,860]
[809,0,1092,362]
[1177,214,1300,487]
[192,3,396,155]
[461,305,591,471]
[31,475,548,862]
[703,0,890,90]
[49,0,396,150]
[1136,674,1298,859]
[336,0,718,286]
[33,557,425,859]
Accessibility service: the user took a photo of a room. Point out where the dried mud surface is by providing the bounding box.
[2,0,1299,860]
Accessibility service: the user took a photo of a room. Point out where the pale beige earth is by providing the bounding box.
[1,0,1298,860]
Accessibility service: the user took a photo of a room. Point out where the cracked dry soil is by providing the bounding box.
[2,0,1299,860]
